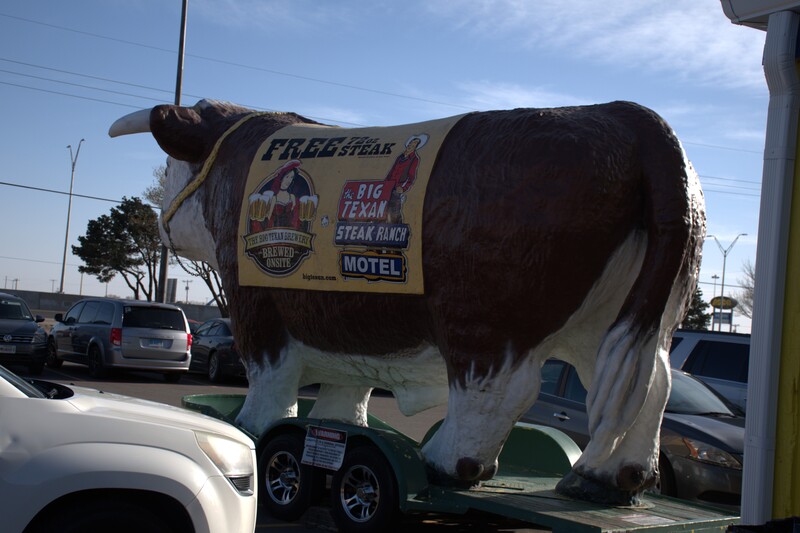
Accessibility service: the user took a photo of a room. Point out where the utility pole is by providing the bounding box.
[60,139,85,294]
[183,279,192,303]
[50,279,56,292]
[157,0,188,303]
[711,274,719,330]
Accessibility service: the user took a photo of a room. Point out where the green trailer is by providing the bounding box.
[182,393,740,533]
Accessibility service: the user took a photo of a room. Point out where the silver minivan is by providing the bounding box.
[47,298,192,382]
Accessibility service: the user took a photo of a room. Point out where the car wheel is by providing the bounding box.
[260,433,321,521]
[651,454,677,497]
[28,361,44,375]
[208,352,223,383]
[45,339,62,369]
[28,499,174,533]
[164,373,181,383]
[87,345,107,379]
[330,445,398,532]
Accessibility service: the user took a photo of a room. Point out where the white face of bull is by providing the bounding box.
[161,157,220,270]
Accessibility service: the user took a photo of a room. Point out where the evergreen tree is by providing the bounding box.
[681,287,711,330]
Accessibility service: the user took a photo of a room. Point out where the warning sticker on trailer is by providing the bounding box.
[301,426,347,471]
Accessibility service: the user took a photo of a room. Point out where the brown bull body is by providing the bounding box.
[112,99,705,505]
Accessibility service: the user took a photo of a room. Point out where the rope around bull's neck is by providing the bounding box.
[162,111,268,231]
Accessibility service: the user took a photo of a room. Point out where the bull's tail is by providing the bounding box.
[586,102,706,459]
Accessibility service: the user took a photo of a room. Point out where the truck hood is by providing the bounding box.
[66,385,254,447]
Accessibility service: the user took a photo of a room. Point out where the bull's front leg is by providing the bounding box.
[421,354,541,483]
[236,348,303,436]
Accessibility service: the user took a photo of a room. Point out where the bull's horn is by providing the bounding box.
[108,108,152,137]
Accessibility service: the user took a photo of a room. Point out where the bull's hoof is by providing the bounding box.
[556,468,645,507]
[455,457,500,482]
[425,464,477,489]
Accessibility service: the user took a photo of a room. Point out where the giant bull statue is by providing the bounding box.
[110,99,705,505]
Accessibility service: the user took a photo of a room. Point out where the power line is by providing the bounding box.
[684,141,763,155]
[0,180,161,209]
[0,67,170,103]
[0,254,82,267]
[698,173,761,185]
[0,180,124,204]
[0,12,474,112]
[0,80,143,109]
[0,10,772,151]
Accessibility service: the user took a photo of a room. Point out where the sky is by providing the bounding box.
[0,1,768,332]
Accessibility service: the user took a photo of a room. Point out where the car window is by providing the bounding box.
[94,303,115,325]
[123,307,186,331]
[564,369,588,403]
[666,371,736,416]
[669,336,683,352]
[0,298,31,320]
[78,301,102,324]
[540,360,566,395]
[208,324,224,336]
[219,323,232,336]
[683,340,749,383]
[63,302,85,324]
[195,322,215,336]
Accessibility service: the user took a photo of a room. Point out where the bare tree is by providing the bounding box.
[736,260,755,319]
[145,166,229,316]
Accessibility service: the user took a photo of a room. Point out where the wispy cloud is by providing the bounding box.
[426,0,766,92]
[455,81,588,110]
[190,0,354,30]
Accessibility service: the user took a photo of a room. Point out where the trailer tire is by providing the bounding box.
[331,445,398,532]
[260,433,317,521]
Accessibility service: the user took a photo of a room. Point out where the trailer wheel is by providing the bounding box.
[330,445,398,532]
[260,433,317,521]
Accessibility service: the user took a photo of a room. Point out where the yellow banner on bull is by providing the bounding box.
[237,115,465,293]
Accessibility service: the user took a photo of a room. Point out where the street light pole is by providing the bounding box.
[157,0,188,303]
[709,233,747,331]
[711,274,720,330]
[60,139,84,294]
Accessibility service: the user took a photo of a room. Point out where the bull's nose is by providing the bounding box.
[456,457,485,481]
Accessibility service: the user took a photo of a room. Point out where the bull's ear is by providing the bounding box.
[150,104,210,163]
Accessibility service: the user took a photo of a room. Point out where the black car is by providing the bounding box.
[189,318,246,382]
[0,292,48,375]
[521,360,743,511]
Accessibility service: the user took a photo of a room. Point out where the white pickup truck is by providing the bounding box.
[0,365,257,533]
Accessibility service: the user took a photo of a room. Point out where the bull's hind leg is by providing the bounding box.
[421,352,542,482]
[556,325,670,505]
[236,346,304,436]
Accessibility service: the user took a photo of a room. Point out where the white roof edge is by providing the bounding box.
[721,0,800,30]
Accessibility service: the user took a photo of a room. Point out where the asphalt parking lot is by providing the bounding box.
[14,362,547,532]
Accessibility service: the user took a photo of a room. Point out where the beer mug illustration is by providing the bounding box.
[248,193,268,221]
[298,195,318,222]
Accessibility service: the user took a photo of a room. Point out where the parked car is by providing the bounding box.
[670,329,750,414]
[190,318,246,382]
[188,318,202,334]
[522,360,744,511]
[47,298,192,382]
[0,363,257,532]
[0,292,48,375]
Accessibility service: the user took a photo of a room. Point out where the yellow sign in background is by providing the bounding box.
[237,115,465,294]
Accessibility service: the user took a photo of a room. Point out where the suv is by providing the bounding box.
[0,364,257,532]
[0,292,48,375]
[670,329,750,414]
[47,298,192,382]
